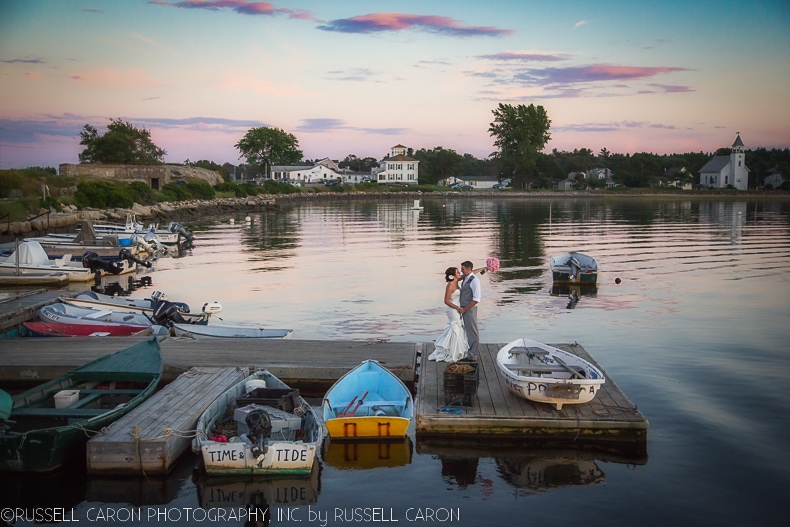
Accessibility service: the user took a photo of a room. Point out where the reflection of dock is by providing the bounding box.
[416,342,648,446]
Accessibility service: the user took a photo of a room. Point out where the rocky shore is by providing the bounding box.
[2,188,787,239]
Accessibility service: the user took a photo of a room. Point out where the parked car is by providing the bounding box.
[325,179,339,186]
[456,184,473,190]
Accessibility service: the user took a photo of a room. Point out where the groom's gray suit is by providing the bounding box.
[459,273,480,359]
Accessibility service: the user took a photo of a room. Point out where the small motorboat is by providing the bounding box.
[0,240,127,282]
[496,338,605,410]
[192,371,325,476]
[322,360,413,439]
[22,320,164,337]
[549,252,598,285]
[0,338,162,472]
[68,290,190,313]
[39,301,212,328]
[171,323,292,339]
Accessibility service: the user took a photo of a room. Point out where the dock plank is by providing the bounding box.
[416,342,648,444]
[87,366,247,475]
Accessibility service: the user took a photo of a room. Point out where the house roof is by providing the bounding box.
[383,154,418,162]
[464,175,498,182]
[699,155,730,174]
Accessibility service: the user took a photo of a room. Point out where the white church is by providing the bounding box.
[698,133,750,190]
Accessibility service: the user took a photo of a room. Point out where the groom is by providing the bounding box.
[458,261,481,360]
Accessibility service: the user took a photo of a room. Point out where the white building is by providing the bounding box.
[699,134,750,190]
[372,144,420,185]
[763,166,786,189]
[271,157,342,184]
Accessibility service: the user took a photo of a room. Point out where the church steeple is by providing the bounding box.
[732,132,744,153]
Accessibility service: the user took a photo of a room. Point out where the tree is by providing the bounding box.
[235,127,303,177]
[79,118,166,164]
[488,103,551,189]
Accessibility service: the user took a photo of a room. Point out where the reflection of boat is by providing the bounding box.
[322,437,413,470]
[0,338,163,472]
[322,360,413,439]
[0,456,87,512]
[171,323,293,339]
[194,462,321,508]
[496,338,605,410]
[193,371,325,476]
[550,252,597,285]
[496,453,605,492]
[550,283,597,309]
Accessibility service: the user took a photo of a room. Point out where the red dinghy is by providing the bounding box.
[23,320,154,337]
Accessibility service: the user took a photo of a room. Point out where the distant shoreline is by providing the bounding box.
[2,188,788,240]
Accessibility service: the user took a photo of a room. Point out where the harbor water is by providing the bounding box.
[2,195,789,526]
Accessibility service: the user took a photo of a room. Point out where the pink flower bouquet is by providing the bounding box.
[485,257,500,272]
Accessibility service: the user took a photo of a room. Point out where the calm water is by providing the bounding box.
[3,196,790,526]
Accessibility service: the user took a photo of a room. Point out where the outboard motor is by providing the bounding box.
[119,248,152,268]
[169,222,194,244]
[245,408,272,463]
[82,251,123,275]
[152,299,189,326]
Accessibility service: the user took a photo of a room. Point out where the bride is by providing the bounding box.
[428,267,469,362]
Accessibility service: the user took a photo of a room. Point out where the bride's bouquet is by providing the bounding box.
[480,257,500,274]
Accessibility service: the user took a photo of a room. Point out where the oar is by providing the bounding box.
[338,395,358,417]
[347,391,369,417]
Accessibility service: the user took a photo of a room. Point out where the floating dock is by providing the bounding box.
[87,366,247,475]
[415,342,648,445]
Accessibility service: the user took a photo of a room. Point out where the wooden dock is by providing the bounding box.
[0,335,418,389]
[0,289,68,337]
[415,342,648,445]
[87,366,247,475]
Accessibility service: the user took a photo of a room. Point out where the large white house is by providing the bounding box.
[372,145,420,185]
[271,157,342,184]
[699,134,749,190]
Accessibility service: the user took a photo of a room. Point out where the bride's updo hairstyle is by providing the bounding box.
[444,267,458,282]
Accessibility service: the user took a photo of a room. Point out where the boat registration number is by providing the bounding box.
[546,384,581,399]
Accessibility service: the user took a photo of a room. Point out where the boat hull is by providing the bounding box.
[550,252,598,285]
[496,338,605,410]
[0,338,162,472]
[172,323,292,339]
[23,320,155,337]
[322,360,413,439]
[193,371,325,476]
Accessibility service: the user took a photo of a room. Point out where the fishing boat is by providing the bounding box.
[549,252,598,285]
[496,338,605,410]
[193,370,325,476]
[321,360,413,439]
[0,338,163,472]
[171,323,293,339]
[31,220,144,258]
[0,240,126,282]
[22,320,163,337]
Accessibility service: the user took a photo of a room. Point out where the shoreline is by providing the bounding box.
[2,189,788,240]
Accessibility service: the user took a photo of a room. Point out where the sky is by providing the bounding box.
[1,0,789,170]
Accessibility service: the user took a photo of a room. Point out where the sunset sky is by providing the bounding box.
[1,0,789,170]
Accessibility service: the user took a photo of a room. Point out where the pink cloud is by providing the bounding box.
[318,13,513,37]
[517,63,692,85]
[68,66,171,88]
[150,0,319,20]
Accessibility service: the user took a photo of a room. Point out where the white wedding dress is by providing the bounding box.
[428,289,469,362]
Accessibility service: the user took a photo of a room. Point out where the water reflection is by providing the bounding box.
[322,437,413,470]
[549,283,598,309]
[87,453,196,505]
[418,437,647,496]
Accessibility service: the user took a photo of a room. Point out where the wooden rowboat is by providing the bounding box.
[193,371,325,476]
[321,360,413,439]
[496,337,605,410]
[0,338,163,472]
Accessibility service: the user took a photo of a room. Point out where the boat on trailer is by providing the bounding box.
[496,337,605,410]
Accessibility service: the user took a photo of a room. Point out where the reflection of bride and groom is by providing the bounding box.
[428,261,483,363]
